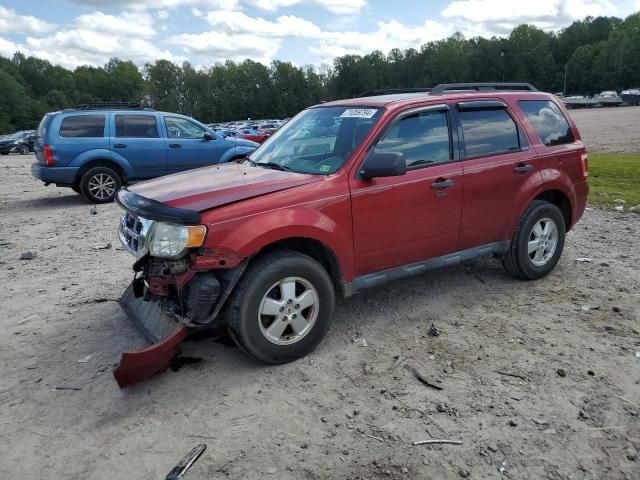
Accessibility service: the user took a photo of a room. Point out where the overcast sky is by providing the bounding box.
[0,0,638,70]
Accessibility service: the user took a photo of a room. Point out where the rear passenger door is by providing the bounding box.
[456,101,542,250]
[111,114,167,179]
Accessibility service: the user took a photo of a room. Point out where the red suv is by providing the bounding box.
[113,83,588,386]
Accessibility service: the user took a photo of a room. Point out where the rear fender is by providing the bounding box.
[508,169,575,236]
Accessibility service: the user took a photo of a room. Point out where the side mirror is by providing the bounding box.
[359,151,406,180]
[203,132,214,140]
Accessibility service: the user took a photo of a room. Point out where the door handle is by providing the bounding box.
[431,178,454,189]
[513,163,533,174]
[113,143,127,148]
[169,144,182,149]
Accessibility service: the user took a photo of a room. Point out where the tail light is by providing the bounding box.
[579,153,588,179]
[43,144,54,167]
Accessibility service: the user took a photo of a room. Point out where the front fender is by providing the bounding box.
[206,205,354,281]
[220,145,256,163]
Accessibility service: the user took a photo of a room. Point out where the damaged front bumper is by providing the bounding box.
[113,257,248,388]
[113,283,187,388]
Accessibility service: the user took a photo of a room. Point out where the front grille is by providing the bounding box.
[119,212,153,258]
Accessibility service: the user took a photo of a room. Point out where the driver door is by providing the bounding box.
[349,106,463,276]
[164,116,223,173]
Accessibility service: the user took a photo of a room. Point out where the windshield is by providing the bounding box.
[249,106,383,175]
[6,131,29,140]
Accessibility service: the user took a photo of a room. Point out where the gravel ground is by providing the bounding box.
[569,106,640,153]
[1,108,639,480]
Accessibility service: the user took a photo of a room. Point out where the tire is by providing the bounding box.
[79,166,121,203]
[72,185,81,194]
[0,151,8,155]
[19,145,29,155]
[502,200,566,280]
[226,251,336,364]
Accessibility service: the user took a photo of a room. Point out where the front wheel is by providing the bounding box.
[226,251,336,364]
[80,166,121,203]
[502,200,566,280]
[18,145,29,155]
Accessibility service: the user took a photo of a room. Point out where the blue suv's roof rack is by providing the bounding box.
[74,102,155,111]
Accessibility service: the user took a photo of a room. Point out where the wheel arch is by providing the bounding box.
[251,237,345,297]
[534,189,572,230]
[74,159,127,187]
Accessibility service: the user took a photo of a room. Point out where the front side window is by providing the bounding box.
[459,108,520,158]
[374,110,451,168]
[115,115,158,138]
[59,115,105,138]
[165,117,205,139]
[249,106,383,175]
[518,100,575,146]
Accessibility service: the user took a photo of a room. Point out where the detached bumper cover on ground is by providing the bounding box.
[113,283,187,388]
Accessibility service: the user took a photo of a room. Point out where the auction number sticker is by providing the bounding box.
[340,108,378,119]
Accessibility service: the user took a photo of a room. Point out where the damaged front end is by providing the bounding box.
[113,189,246,388]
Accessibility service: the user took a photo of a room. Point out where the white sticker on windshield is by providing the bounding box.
[340,108,377,119]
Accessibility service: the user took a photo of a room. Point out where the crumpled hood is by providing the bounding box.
[129,162,322,212]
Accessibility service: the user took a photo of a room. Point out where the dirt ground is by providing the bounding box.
[1,107,639,479]
[569,106,640,153]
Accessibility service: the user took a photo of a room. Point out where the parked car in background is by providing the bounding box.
[112,82,589,386]
[237,128,270,143]
[31,104,258,203]
[0,130,35,155]
[257,122,281,134]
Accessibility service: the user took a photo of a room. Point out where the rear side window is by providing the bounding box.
[518,100,575,146]
[459,109,520,158]
[115,115,159,138]
[374,110,451,168]
[59,115,105,138]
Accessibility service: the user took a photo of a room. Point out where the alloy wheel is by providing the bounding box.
[258,276,319,345]
[527,217,558,267]
[88,173,116,200]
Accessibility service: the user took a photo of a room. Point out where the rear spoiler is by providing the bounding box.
[116,188,201,224]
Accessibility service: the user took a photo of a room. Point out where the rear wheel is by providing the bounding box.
[226,251,336,364]
[502,200,566,280]
[80,166,121,203]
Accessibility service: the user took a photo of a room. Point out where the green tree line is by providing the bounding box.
[1,13,638,133]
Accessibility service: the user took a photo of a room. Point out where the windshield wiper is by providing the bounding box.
[256,162,292,172]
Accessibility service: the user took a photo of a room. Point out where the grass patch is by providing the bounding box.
[588,152,640,210]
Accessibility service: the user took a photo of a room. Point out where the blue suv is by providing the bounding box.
[31,104,258,203]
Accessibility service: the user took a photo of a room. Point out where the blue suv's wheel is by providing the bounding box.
[80,166,122,203]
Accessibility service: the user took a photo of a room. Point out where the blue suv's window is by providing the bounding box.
[115,115,159,138]
[59,115,105,138]
[165,117,205,139]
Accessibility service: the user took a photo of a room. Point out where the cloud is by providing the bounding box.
[68,0,239,9]
[2,10,184,69]
[312,20,452,64]
[203,10,322,37]
[248,0,366,14]
[0,36,19,57]
[442,0,619,36]
[0,6,56,35]
[172,30,281,64]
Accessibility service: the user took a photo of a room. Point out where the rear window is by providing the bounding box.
[115,115,159,138]
[459,109,521,158]
[59,115,105,138]
[518,100,575,146]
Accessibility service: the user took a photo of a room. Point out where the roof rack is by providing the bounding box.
[430,83,538,95]
[75,102,154,111]
[357,88,432,98]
